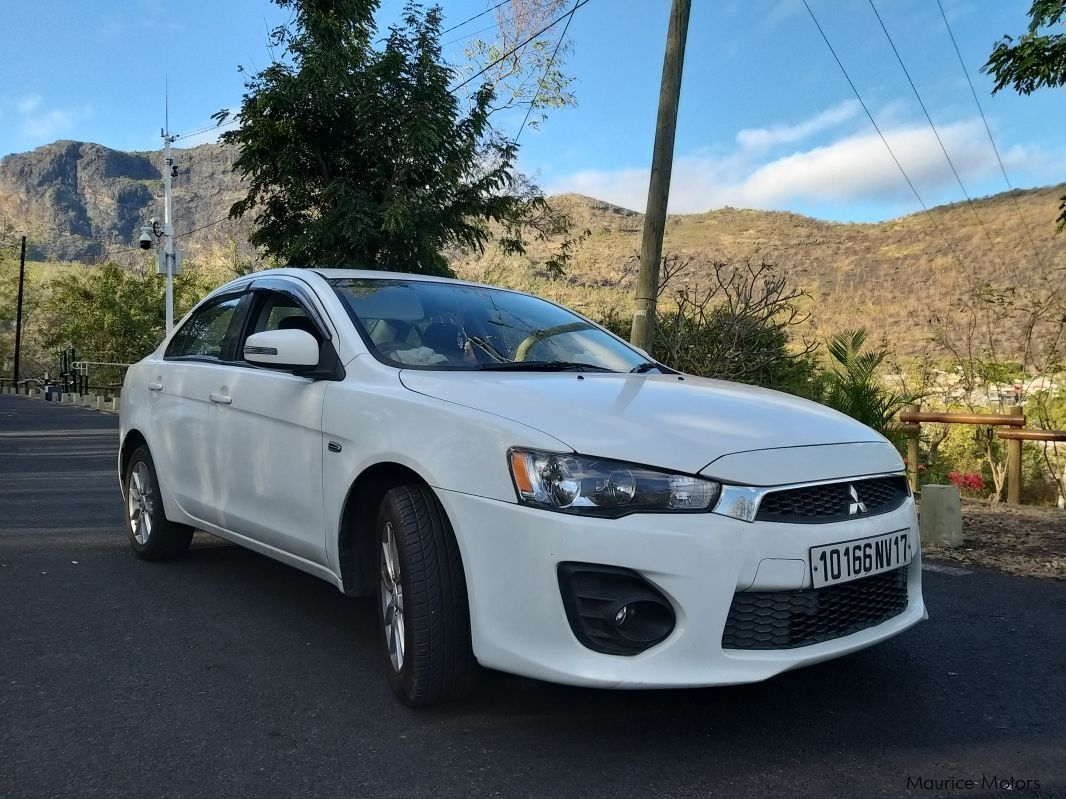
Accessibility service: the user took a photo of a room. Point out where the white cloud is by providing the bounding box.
[13,94,91,140]
[546,110,1047,216]
[736,100,859,151]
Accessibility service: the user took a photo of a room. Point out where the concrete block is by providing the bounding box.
[109,397,120,412]
[95,395,106,410]
[920,484,963,547]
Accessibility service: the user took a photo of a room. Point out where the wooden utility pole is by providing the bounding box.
[13,235,26,386]
[1006,404,1024,505]
[630,0,691,351]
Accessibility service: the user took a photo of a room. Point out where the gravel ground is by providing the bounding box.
[922,500,1066,580]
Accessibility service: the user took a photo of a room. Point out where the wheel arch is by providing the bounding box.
[338,461,436,596]
[119,429,149,480]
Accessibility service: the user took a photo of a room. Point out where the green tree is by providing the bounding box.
[983,0,1066,231]
[216,0,561,275]
[37,261,236,378]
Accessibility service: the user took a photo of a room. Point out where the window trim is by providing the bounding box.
[163,291,251,363]
[248,277,333,341]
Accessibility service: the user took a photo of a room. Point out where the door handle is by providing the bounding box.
[147,382,163,391]
[208,393,232,405]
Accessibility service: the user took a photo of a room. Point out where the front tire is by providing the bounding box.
[376,485,478,706]
[124,445,194,560]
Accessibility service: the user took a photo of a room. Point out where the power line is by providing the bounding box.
[443,17,516,48]
[441,0,510,36]
[452,0,591,93]
[934,0,1052,276]
[867,0,1013,275]
[515,0,578,142]
[173,118,238,144]
[176,216,233,238]
[801,0,972,274]
[98,215,233,261]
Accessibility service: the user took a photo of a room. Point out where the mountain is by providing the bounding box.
[0,140,251,261]
[1,139,1064,354]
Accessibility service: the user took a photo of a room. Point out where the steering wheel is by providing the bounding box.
[513,322,592,362]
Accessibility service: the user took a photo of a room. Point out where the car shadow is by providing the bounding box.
[169,536,1053,765]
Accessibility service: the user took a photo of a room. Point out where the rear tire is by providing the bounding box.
[376,485,478,706]
[123,445,194,560]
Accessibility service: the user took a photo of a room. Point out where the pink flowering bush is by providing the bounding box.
[948,471,985,494]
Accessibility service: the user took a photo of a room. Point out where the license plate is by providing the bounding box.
[810,530,913,588]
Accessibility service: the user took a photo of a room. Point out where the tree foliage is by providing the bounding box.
[983,0,1066,232]
[461,0,577,127]
[216,0,564,275]
[983,0,1066,95]
[814,329,915,449]
[37,261,237,369]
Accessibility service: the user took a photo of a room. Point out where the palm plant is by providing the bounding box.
[816,329,915,448]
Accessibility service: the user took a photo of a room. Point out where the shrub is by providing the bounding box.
[596,258,820,396]
[948,470,985,494]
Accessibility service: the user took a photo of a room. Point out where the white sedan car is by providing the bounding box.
[119,268,926,705]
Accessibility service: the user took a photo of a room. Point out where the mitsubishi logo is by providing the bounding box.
[848,484,867,515]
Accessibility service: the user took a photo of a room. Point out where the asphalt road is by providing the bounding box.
[1,394,1064,799]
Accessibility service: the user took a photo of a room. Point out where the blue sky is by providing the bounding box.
[1,0,1062,222]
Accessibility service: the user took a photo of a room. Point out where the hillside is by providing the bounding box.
[0,140,251,261]
[1,139,1063,355]
[452,188,1066,355]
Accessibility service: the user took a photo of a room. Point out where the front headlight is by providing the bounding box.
[508,448,721,517]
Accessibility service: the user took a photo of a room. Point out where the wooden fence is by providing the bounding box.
[899,405,1066,505]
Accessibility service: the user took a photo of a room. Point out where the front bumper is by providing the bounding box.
[436,488,926,688]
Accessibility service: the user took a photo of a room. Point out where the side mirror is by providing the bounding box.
[244,329,320,369]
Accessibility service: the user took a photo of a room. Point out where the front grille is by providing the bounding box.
[721,567,909,650]
[755,475,908,524]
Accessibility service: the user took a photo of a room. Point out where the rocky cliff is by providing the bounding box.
[0,140,250,260]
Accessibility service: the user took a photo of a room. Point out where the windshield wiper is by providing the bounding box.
[476,360,616,372]
[630,361,660,373]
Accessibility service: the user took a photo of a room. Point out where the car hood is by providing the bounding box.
[398,371,895,478]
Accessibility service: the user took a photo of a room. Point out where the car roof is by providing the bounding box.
[255,267,497,291]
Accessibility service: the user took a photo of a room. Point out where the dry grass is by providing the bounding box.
[453,185,1066,357]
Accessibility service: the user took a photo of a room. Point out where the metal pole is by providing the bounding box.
[13,235,26,386]
[163,131,176,334]
[629,0,691,352]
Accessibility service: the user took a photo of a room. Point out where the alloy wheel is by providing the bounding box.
[127,461,154,545]
[380,521,405,672]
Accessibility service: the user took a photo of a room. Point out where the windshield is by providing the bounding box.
[329,278,651,372]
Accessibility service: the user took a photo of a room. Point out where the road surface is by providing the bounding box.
[1,394,1063,798]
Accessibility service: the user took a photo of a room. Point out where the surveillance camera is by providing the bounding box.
[139,227,154,250]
